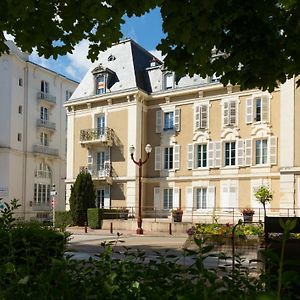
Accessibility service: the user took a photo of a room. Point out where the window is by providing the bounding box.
[246,96,270,124]
[196,144,207,168]
[96,74,106,94]
[255,139,268,165]
[164,112,174,130]
[65,90,73,101]
[41,80,49,94]
[18,105,22,114]
[40,132,49,146]
[254,98,262,122]
[224,142,236,166]
[163,188,173,209]
[17,133,22,142]
[96,189,105,208]
[18,78,23,86]
[34,183,50,204]
[40,107,48,121]
[96,151,105,170]
[164,72,174,90]
[35,163,51,178]
[195,104,208,130]
[164,147,173,169]
[96,115,105,136]
[195,188,208,209]
[223,100,237,126]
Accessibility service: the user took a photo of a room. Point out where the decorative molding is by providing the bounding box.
[220,127,240,140]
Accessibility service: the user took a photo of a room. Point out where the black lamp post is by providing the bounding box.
[129,144,152,234]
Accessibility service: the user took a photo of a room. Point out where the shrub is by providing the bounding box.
[55,211,72,228]
[87,208,103,229]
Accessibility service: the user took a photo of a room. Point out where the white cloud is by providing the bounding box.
[149,49,165,62]
[29,49,51,69]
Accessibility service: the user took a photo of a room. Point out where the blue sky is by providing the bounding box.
[29,8,165,83]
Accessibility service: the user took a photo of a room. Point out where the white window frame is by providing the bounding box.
[41,80,49,94]
[195,143,208,168]
[40,106,48,121]
[224,141,236,166]
[95,74,106,95]
[245,94,270,124]
[255,138,268,165]
[222,98,238,127]
[163,72,175,90]
[164,147,174,170]
[163,188,173,210]
[40,132,49,146]
[194,103,209,130]
[195,187,208,209]
[34,183,51,204]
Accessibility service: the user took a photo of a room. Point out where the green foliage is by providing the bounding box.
[87,208,102,229]
[255,185,273,205]
[55,211,72,228]
[69,172,96,226]
[0,198,21,230]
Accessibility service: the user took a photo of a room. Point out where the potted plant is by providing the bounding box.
[172,208,183,222]
[254,185,272,219]
[241,208,255,222]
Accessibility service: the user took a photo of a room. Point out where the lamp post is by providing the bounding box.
[50,184,57,227]
[129,144,152,234]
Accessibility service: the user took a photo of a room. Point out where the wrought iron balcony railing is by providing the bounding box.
[80,162,111,179]
[37,92,56,104]
[80,127,113,145]
[36,119,56,130]
[34,169,52,178]
[33,145,59,156]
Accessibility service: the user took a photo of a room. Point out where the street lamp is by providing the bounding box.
[129,144,152,234]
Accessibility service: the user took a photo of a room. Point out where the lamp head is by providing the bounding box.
[145,144,152,154]
[129,145,135,155]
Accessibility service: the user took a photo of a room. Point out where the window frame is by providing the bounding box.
[163,72,174,90]
[164,147,174,170]
[224,141,236,166]
[255,138,268,165]
[195,187,208,210]
[41,80,49,94]
[95,74,106,95]
[164,111,174,131]
[195,143,207,168]
[163,188,173,209]
[40,132,49,147]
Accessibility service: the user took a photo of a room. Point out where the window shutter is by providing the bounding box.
[230,100,236,125]
[87,150,93,174]
[201,104,208,128]
[174,145,180,170]
[154,147,162,170]
[246,98,253,124]
[244,139,252,166]
[104,186,110,209]
[237,139,244,166]
[195,105,200,130]
[174,108,181,131]
[156,110,162,133]
[221,185,229,209]
[229,186,237,208]
[187,144,194,170]
[214,142,221,167]
[173,188,180,209]
[185,187,193,212]
[269,136,277,165]
[154,187,161,209]
[223,102,229,126]
[207,186,215,210]
[262,97,270,122]
[208,142,215,168]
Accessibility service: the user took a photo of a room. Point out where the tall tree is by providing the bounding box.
[1,0,299,91]
[69,172,95,226]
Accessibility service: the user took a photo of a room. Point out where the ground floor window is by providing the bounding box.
[96,189,105,208]
[163,188,173,209]
[195,188,207,209]
[34,183,50,204]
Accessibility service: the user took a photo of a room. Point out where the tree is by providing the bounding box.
[255,185,273,219]
[69,172,95,226]
[0,0,299,91]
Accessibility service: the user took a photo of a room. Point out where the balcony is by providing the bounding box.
[80,127,113,146]
[80,162,112,184]
[34,169,52,178]
[33,145,59,157]
[36,119,56,131]
[37,91,56,105]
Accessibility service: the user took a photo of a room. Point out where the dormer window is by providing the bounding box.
[96,74,106,95]
[163,72,175,90]
[92,64,116,95]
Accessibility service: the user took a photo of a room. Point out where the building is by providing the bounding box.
[0,41,78,220]
[65,39,300,221]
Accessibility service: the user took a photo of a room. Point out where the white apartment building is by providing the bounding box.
[0,41,78,220]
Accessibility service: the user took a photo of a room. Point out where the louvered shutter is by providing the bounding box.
[155,147,162,170]
[207,186,215,210]
[87,150,93,174]
[237,139,244,166]
[208,142,215,168]
[154,187,161,209]
[214,142,221,168]
[262,97,269,122]
[269,136,277,165]
[174,108,181,131]
[221,185,229,209]
[195,105,200,130]
[201,104,208,128]
[174,145,180,170]
[156,110,162,133]
[244,139,252,166]
[104,148,111,176]
[246,98,253,124]
[104,186,110,209]
[229,186,237,208]
[187,144,194,169]
[173,188,180,209]
[185,187,193,212]
[223,102,229,126]
[230,101,236,125]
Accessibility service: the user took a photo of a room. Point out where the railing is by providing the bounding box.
[80,162,111,178]
[80,127,113,144]
[37,92,56,104]
[34,169,52,178]
[36,119,56,130]
[33,145,59,156]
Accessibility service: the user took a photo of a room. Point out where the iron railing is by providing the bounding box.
[37,91,56,104]
[80,162,111,178]
[36,119,56,130]
[33,145,59,156]
[80,127,113,144]
[34,169,52,178]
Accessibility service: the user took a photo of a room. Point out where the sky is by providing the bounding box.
[29,8,165,83]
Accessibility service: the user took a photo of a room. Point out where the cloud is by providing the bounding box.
[29,49,52,69]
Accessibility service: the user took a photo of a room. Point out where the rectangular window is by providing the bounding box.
[163,188,173,209]
[41,80,49,94]
[164,147,173,169]
[18,78,23,86]
[164,112,174,130]
[223,100,237,126]
[96,152,105,170]
[18,105,22,114]
[40,132,49,146]
[225,142,236,166]
[196,188,208,209]
[255,98,262,122]
[34,184,50,204]
[97,115,105,136]
[40,107,48,121]
[196,144,207,168]
[96,75,106,94]
[17,133,22,142]
[164,73,174,89]
[34,184,37,203]
[96,189,105,208]
[255,139,268,164]
[65,90,72,101]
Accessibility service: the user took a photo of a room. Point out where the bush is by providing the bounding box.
[102,208,129,220]
[87,208,103,229]
[55,211,72,228]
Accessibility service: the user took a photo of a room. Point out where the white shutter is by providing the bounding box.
[87,149,93,173]
[187,144,194,170]
[246,98,253,124]
[104,186,110,209]
[185,187,193,212]
[201,104,208,128]
[269,136,277,165]
[155,146,162,170]
[156,110,162,133]
[154,187,161,209]
[174,145,180,170]
[262,97,269,122]
[223,102,229,126]
[237,139,244,166]
[229,186,237,208]
[174,108,181,132]
[230,100,236,125]
[207,186,215,210]
[214,142,221,167]
[244,139,252,166]
[195,105,200,130]
[208,142,215,168]
[173,187,180,209]
[221,185,229,209]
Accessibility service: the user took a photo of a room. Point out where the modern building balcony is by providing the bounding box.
[80,127,113,146]
[37,91,56,105]
[36,119,56,131]
[30,201,51,211]
[33,145,59,157]
[80,162,112,184]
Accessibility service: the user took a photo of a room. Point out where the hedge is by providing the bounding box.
[55,211,72,228]
[87,208,102,229]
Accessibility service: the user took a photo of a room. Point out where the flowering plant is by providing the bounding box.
[241,208,255,216]
[172,208,183,214]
